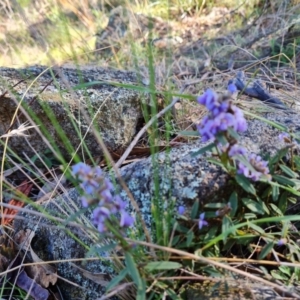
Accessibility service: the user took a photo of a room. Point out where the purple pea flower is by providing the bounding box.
[178,206,185,215]
[196,89,271,181]
[228,144,247,157]
[120,211,135,227]
[228,83,237,94]
[237,153,270,181]
[277,238,287,246]
[196,89,247,143]
[199,212,208,230]
[72,162,135,233]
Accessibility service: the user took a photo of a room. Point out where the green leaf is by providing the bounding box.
[242,198,264,214]
[271,270,289,280]
[279,266,291,276]
[293,156,300,170]
[176,225,190,233]
[227,127,241,141]
[272,185,279,202]
[222,216,233,242]
[235,175,256,195]
[272,174,296,186]
[258,242,275,260]
[270,203,283,215]
[268,181,300,196]
[229,192,238,217]
[244,213,257,219]
[259,266,270,276]
[136,280,146,300]
[261,186,272,199]
[145,261,182,271]
[278,191,289,213]
[190,200,199,219]
[207,158,227,169]
[247,222,265,234]
[279,164,299,178]
[179,130,200,137]
[257,198,270,215]
[203,226,219,243]
[171,235,180,246]
[268,147,289,167]
[222,239,236,252]
[204,203,224,209]
[288,197,297,204]
[165,288,182,300]
[125,252,145,300]
[106,268,128,291]
[190,143,216,157]
[186,231,194,247]
[43,156,53,168]
[215,133,229,146]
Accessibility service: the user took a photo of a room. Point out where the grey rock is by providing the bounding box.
[14,110,300,299]
[0,65,145,158]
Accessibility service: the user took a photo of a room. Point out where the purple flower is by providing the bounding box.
[237,162,250,178]
[231,106,247,132]
[120,211,135,227]
[71,162,135,233]
[198,212,208,229]
[197,89,217,108]
[228,83,237,94]
[81,196,89,208]
[178,206,185,215]
[277,238,287,246]
[197,90,247,143]
[228,144,247,157]
[236,153,270,181]
[196,89,271,182]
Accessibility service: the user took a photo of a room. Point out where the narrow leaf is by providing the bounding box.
[222,216,232,241]
[125,252,145,300]
[229,192,238,217]
[190,200,199,219]
[106,268,128,292]
[272,174,296,186]
[242,198,264,214]
[179,131,200,137]
[279,164,299,178]
[190,143,216,157]
[235,175,256,195]
[272,185,279,202]
[247,222,265,234]
[258,242,274,260]
[270,203,283,216]
[227,127,241,141]
[145,261,182,271]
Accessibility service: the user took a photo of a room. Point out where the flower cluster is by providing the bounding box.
[196,87,271,182]
[72,162,135,233]
[197,89,247,142]
[237,153,270,181]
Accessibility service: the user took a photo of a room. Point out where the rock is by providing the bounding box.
[0,65,145,159]
[13,109,300,299]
